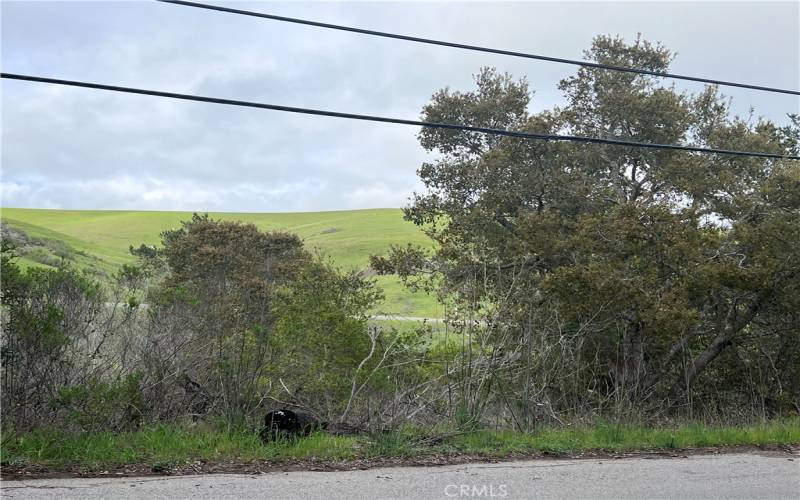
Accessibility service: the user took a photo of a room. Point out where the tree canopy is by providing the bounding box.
[374,35,800,420]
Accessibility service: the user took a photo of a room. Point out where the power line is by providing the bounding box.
[2,72,796,160]
[157,0,799,97]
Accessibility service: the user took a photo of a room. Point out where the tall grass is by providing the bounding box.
[2,419,797,471]
[447,420,800,455]
[1,425,358,470]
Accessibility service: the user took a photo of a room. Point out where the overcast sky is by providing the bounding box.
[2,1,798,212]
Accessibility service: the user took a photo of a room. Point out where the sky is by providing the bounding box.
[2,0,798,212]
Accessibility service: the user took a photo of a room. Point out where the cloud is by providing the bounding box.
[0,174,330,212]
[2,1,798,212]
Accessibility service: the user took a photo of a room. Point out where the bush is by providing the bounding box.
[54,373,146,432]
[1,248,105,431]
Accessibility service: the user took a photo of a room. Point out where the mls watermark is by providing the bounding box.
[444,483,508,498]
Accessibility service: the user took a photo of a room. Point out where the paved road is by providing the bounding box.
[2,453,798,499]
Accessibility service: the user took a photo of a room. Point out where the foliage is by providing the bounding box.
[133,214,391,425]
[0,208,439,316]
[2,35,797,446]
[0,246,118,431]
[54,373,146,433]
[0,215,398,432]
[373,35,800,423]
[272,258,384,419]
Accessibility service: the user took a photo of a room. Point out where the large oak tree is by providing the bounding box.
[374,36,800,419]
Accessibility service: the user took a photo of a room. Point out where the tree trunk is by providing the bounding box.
[678,334,732,393]
[671,295,762,400]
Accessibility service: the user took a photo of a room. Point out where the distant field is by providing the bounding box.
[0,207,442,317]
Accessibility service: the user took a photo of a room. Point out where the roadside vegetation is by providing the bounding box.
[2,35,799,475]
[4,420,797,472]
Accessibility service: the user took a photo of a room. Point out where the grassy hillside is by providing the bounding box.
[0,207,442,317]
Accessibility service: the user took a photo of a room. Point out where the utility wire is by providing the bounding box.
[2,72,796,160]
[157,0,799,97]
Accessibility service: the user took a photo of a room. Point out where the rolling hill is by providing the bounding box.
[0,207,442,317]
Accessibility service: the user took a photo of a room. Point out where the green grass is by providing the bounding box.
[445,420,800,455]
[3,420,797,471]
[0,425,358,471]
[0,207,440,317]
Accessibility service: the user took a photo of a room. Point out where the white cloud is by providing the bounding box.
[0,174,330,212]
[343,183,411,209]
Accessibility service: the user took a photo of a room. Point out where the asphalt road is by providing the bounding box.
[2,453,798,500]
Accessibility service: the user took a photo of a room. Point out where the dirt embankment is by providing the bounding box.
[2,444,796,481]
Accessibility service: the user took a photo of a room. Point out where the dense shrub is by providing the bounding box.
[1,246,114,431]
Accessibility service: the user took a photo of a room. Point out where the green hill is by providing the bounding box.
[0,207,441,317]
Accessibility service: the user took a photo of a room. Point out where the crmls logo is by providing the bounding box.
[444,484,508,497]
